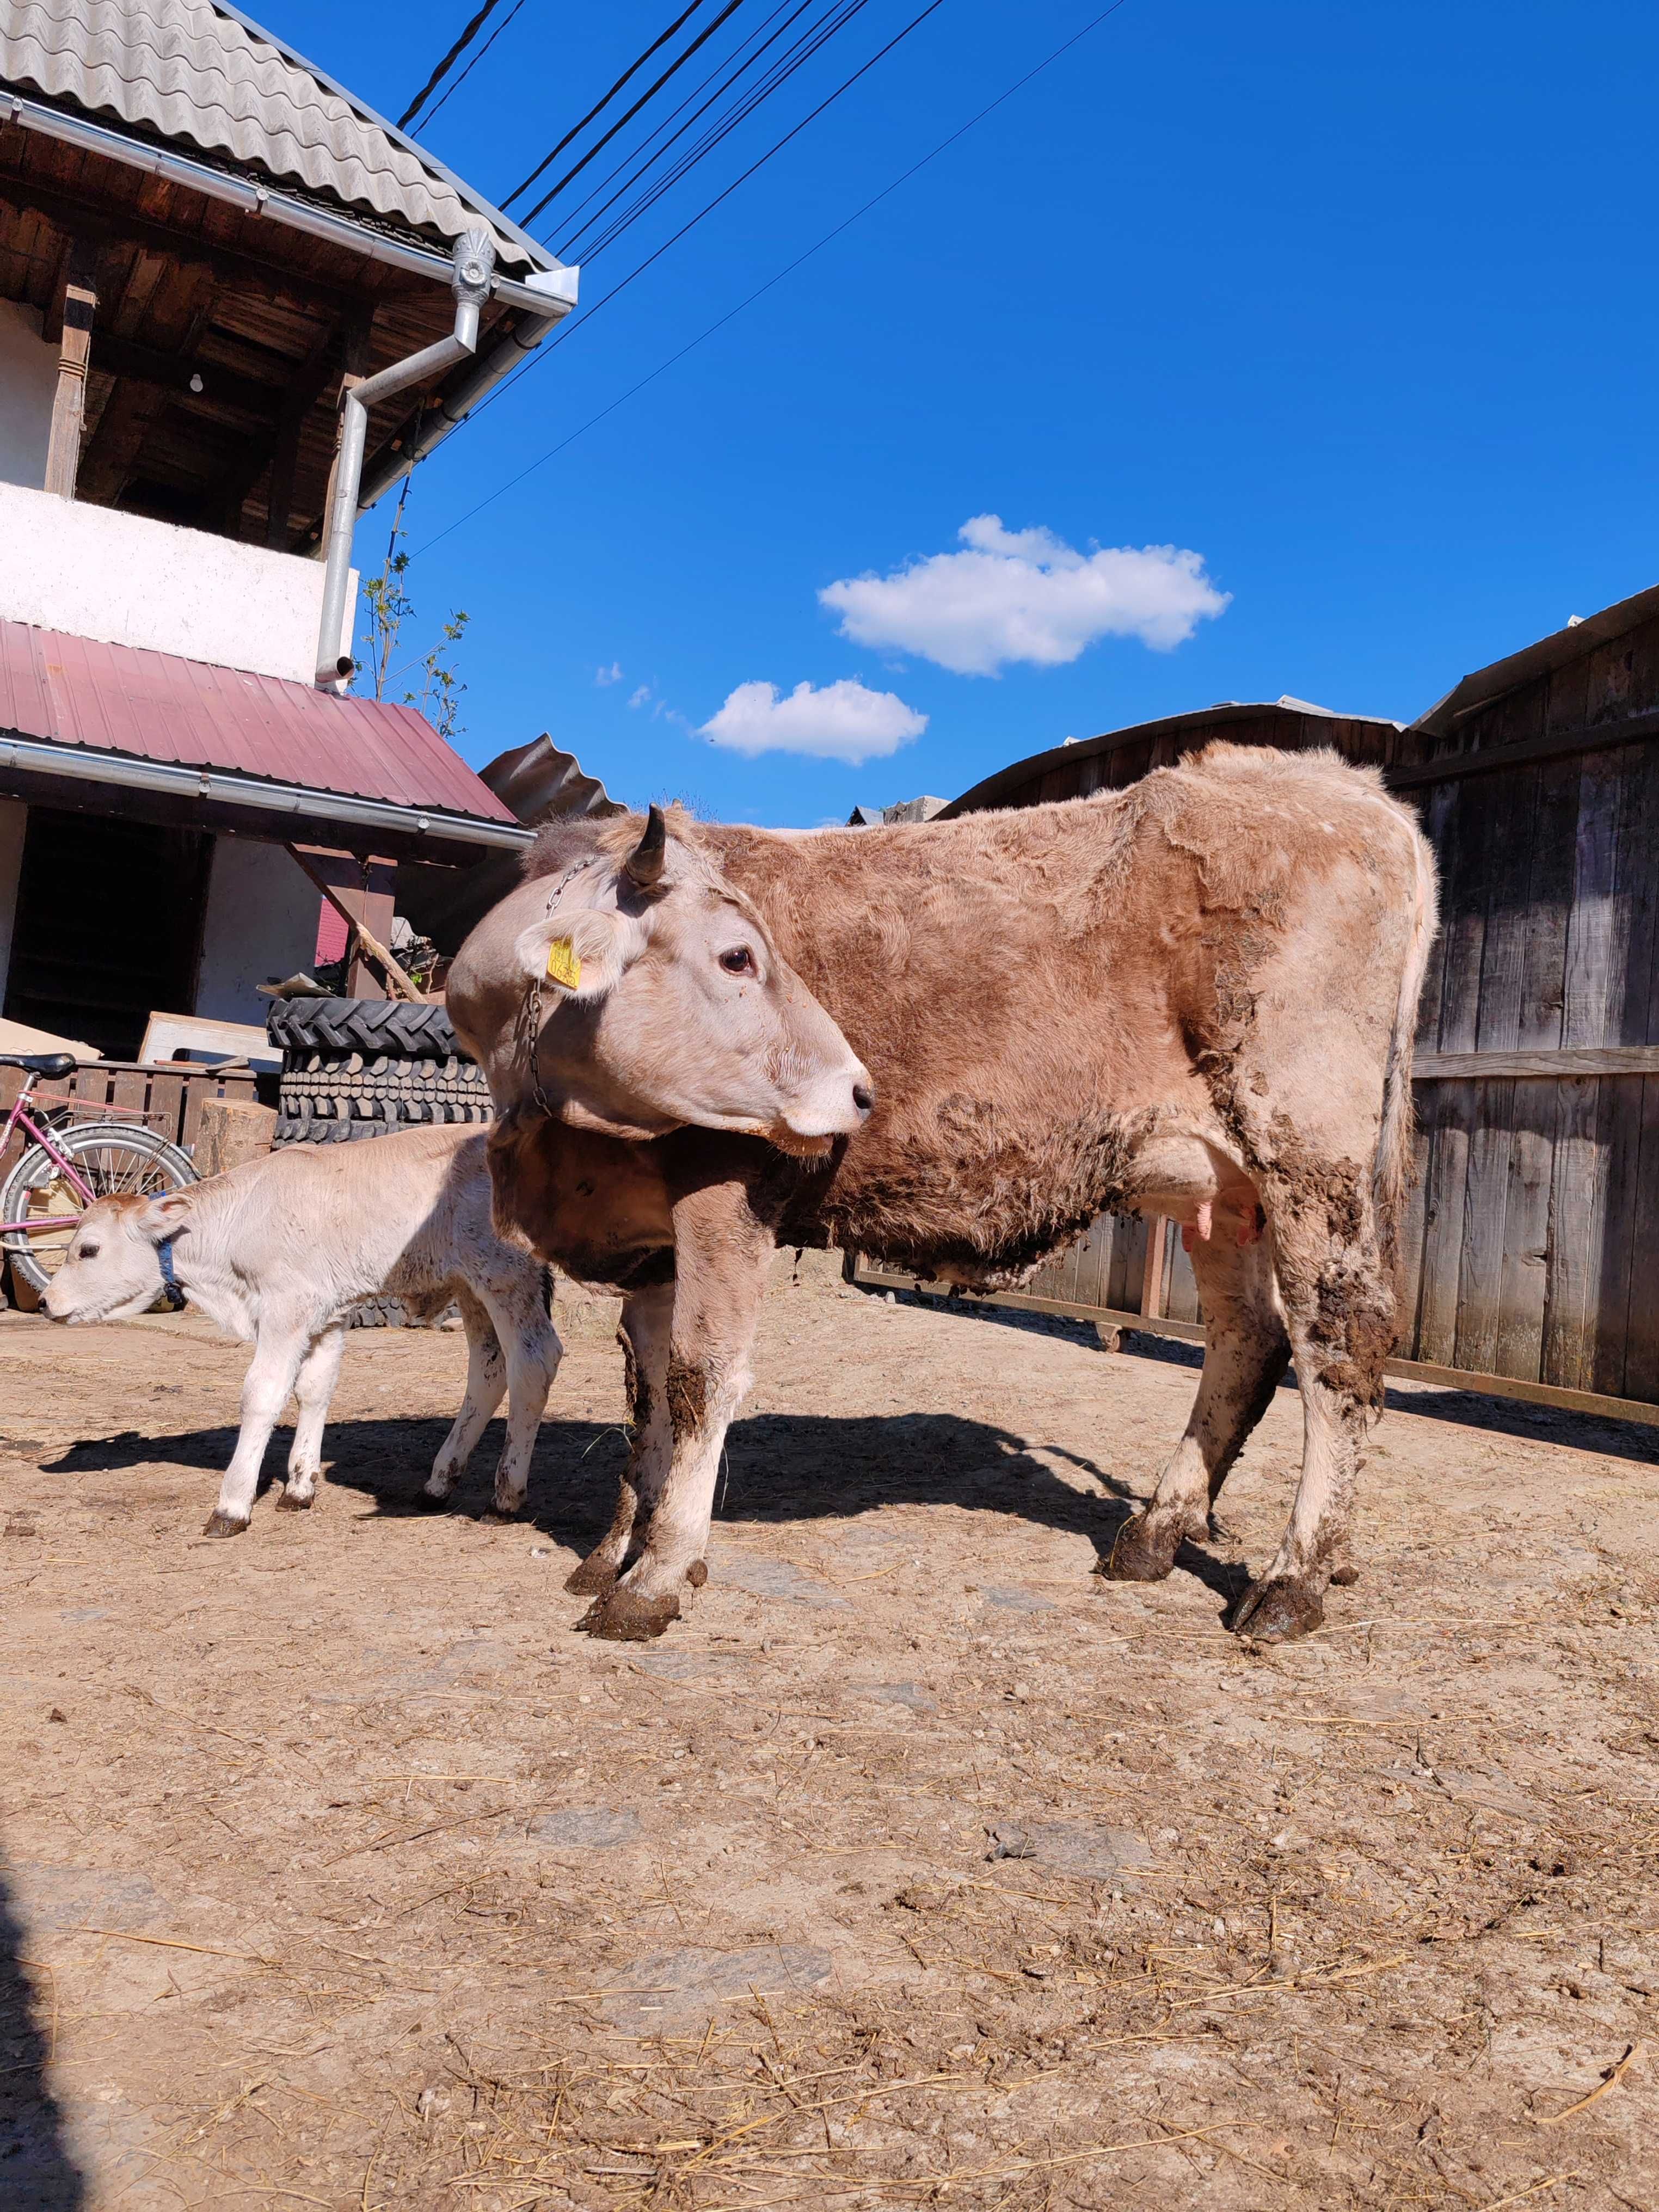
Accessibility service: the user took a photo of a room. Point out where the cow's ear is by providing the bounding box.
[514,907,636,1003]
[137,1192,193,1242]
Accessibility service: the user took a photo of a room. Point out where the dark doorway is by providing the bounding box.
[3,808,210,1060]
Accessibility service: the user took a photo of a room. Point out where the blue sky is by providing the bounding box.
[280,0,1659,824]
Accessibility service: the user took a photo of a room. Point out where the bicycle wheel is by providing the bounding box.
[1,1121,196,1295]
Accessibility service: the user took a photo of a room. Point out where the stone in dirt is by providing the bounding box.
[984,1584,1054,1613]
[859,1681,937,1712]
[987,1822,1151,1882]
[719,1554,848,1609]
[527,1808,642,1850]
[601,1943,834,2032]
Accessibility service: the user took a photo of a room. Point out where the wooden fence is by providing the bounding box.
[861,610,1659,1429]
[1,1059,260,1190]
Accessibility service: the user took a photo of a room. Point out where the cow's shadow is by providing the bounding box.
[43,1405,1248,1609]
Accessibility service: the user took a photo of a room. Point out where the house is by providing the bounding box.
[0,0,577,1060]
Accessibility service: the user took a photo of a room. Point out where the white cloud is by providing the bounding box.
[700,678,927,766]
[819,514,1230,676]
[595,661,623,686]
[627,684,652,710]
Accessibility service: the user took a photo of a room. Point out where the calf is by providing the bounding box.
[43,1125,561,1534]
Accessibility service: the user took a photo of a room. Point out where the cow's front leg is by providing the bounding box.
[278,1325,346,1511]
[579,1188,772,1641]
[205,1327,310,1535]
[1105,1231,1287,1582]
[567,1278,673,1595]
[481,1283,562,1519]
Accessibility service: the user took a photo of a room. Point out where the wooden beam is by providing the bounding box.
[284,845,423,1003]
[43,237,97,498]
[89,329,284,419]
[1385,709,1659,794]
[1413,1044,1659,1079]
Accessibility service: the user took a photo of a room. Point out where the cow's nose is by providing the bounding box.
[852,1080,875,1117]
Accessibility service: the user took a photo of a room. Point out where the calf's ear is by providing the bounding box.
[137,1192,193,1243]
[513,907,636,1003]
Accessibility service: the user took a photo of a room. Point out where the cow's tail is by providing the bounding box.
[1373,810,1439,1261]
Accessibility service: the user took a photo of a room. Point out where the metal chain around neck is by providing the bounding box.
[518,855,601,1120]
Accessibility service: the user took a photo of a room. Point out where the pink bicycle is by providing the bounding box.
[0,1050,196,1296]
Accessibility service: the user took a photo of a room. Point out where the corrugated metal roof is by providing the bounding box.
[0,618,517,824]
[0,0,550,269]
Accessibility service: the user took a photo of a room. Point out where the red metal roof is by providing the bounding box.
[0,620,516,825]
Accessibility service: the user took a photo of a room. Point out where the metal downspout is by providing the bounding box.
[314,228,496,686]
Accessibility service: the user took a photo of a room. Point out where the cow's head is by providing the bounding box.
[42,1191,192,1323]
[448,807,874,1152]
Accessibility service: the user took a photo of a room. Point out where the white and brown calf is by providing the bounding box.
[44,1125,561,1533]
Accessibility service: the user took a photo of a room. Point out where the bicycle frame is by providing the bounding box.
[1,1073,99,1234]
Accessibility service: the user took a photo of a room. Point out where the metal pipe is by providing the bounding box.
[314,229,495,685]
[0,731,534,853]
[1,91,577,317]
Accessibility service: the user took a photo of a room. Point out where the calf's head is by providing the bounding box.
[42,1192,192,1324]
[449,807,874,1153]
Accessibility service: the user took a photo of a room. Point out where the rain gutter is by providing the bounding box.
[0,730,535,853]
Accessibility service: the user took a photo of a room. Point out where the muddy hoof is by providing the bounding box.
[685,1559,708,1588]
[417,1489,453,1513]
[577,1586,681,1642]
[564,1551,621,1596]
[1100,1512,1183,1583]
[1232,1577,1325,1643]
[1329,1562,1360,1587]
[478,1503,527,1525]
[275,1489,314,1513]
[201,1509,248,1538]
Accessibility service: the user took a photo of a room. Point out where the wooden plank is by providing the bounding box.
[849,1265,1659,1425]
[1623,1074,1659,1405]
[1385,710,1659,793]
[1108,1210,1147,1313]
[1165,1230,1200,1324]
[1140,1216,1170,1318]
[1415,1045,1659,1078]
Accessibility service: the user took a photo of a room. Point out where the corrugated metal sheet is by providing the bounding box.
[0,0,544,267]
[0,618,517,824]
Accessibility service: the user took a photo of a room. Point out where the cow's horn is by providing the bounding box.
[624,804,667,889]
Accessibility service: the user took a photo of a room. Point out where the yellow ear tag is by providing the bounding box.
[545,937,581,990]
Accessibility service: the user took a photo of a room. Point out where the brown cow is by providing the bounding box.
[448,744,1437,1647]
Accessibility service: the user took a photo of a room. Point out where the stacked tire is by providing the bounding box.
[266,997,491,1329]
[266,997,491,1149]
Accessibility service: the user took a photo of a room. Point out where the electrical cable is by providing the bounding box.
[399,0,515,130]
[516,0,751,226]
[418,0,531,131]
[557,0,877,266]
[502,0,727,211]
[411,0,1135,557]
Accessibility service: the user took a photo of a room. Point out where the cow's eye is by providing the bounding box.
[720,947,756,976]
[76,1244,98,1259]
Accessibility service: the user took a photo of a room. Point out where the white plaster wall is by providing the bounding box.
[0,481,356,683]
[0,798,26,1007]
[0,303,57,492]
[194,835,321,1027]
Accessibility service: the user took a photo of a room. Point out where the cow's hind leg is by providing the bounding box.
[567,1279,673,1596]
[1231,1157,1394,1643]
[279,1325,346,1510]
[205,1325,310,1535]
[1105,1232,1288,1583]
[422,1289,506,1507]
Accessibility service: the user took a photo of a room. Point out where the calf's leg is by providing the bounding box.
[479,1281,562,1519]
[422,1289,507,1506]
[205,1326,311,1535]
[1105,1231,1288,1582]
[567,1278,673,1595]
[579,1185,773,1642]
[279,1325,346,1510]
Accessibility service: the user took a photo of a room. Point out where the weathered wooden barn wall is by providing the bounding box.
[868,601,1659,1423]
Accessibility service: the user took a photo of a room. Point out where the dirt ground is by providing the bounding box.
[2,1254,1657,2212]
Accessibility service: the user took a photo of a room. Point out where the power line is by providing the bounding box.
[412,0,1136,558]
[502,0,725,211]
[558,0,878,267]
[399,0,514,130]
[517,0,751,228]
[419,0,531,131]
